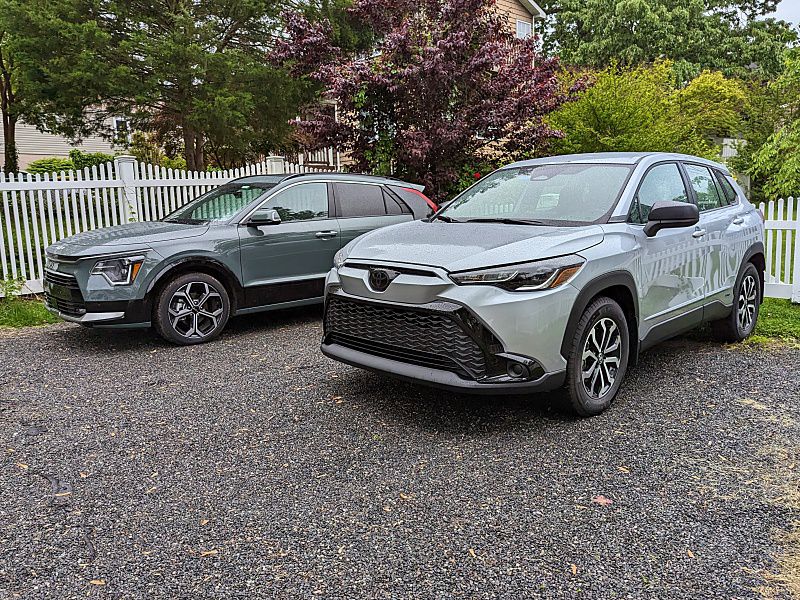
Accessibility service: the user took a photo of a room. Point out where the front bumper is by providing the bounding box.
[322,341,565,395]
[322,263,577,393]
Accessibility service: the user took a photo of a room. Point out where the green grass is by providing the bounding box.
[755,298,800,341]
[0,296,60,328]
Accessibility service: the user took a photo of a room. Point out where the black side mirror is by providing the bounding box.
[643,200,699,237]
[247,208,281,226]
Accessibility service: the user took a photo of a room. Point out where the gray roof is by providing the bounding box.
[505,152,727,170]
[233,172,424,191]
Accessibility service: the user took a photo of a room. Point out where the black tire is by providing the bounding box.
[711,262,761,343]
[563,296,630,417]
[153,272,231,345]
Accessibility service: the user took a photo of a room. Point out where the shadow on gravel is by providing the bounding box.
[47,304,324,353]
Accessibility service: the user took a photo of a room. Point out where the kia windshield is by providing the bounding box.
[163,182,276,224]
[438,164,633,225]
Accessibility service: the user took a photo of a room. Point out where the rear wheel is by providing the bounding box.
[153,273,230,345]
[563,297,630,417]
[711,262,760,343]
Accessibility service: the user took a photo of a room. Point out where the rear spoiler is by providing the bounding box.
[402,182,425,192]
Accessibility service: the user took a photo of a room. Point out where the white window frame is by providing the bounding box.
[516,19,533,39]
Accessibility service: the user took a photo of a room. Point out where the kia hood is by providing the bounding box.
[345,220,605,271]
[47,221,208,256]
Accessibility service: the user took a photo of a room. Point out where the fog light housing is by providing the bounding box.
[506,362,530,379]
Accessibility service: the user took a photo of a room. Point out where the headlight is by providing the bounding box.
[333,245,351,269]
[449,256,584,291]
[91,255,145,286]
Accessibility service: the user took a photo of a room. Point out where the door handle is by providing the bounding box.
[692,229,707,238]
[315,230,338,239]
[732,217,745,225]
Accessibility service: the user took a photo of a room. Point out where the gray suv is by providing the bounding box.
[44,173,436,344]
[322,153,765,416]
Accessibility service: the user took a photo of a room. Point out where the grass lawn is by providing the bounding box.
[755,297,800,341]
[0,296,60,328]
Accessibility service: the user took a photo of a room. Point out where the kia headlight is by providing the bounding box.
[91,255,145,286]
[449,256,584,291]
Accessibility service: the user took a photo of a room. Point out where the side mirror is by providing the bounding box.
[643,200,699,237]
[247,208,281,226]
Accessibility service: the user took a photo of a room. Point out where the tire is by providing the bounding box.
[563,297,630,417]
[711,262,761,343]
[153,272,231,345]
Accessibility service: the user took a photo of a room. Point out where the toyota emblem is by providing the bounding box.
[368,268,398,292]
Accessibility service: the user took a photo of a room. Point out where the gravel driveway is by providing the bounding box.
[1,308,799,599]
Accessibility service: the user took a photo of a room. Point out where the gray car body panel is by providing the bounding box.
[43,173,425,327]
[323,152,765,391]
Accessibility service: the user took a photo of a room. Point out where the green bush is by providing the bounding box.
[26,157,74,175]
[68,149,115,171]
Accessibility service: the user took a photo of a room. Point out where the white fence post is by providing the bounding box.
[265,156,286,174]
[114,155,138,222]
[793,213,800,303]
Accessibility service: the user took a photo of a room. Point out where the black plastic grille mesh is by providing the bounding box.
[325,297,486,377]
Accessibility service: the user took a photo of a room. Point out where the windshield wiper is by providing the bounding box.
[463,217,545,225]
[431,214,463,223]
[163,217,207,225]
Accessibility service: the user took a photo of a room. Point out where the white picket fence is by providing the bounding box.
[759,197,800,302]
[0,155,336,294]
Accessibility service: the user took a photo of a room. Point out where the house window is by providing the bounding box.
[113,118,131,145]
[516,19,532,39]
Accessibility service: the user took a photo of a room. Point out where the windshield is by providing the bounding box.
[163,182,276,224]
[440,164,633,225]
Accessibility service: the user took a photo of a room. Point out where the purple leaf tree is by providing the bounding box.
[277,0,579,201]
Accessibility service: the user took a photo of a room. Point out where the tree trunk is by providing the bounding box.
[1,112,17,173]
[182,125,206,172]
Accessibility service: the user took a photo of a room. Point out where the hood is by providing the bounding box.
[47,221,209,255]
[347,220,605,271]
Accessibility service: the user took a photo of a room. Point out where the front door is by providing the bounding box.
[238,182,340,308]
[630,162,706,339]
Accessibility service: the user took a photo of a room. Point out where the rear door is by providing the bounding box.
[237,181,340,307]
[681,162,738,306]
[332,182,413,247]
[630,162,706,337]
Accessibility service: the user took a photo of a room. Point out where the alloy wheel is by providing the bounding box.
[581,317,622,399]
[737,274,757,333]
[168,281,224,339]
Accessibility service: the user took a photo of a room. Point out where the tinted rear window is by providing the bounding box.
[335,183,387,217]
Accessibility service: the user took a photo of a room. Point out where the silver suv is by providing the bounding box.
[321,153,765,416]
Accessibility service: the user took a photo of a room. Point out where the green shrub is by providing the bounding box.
[68,149,115,171]
[26,157,74,175]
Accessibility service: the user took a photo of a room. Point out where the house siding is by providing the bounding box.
[496,0,534,33]
[0,119,119,170]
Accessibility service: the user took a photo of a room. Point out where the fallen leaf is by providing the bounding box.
[145,486,157,494]
[687,549,695,559]
[570,564,578,575]
[200,519,209,526]
[200,549,219,557]
[617,466,630,474]
[89,579,106,585]
[399,492,412,501]
[468,548,477,558]
[79,472,89,478]
[15,462,28,470]
[54,491,72,497]
[591,495,613,506]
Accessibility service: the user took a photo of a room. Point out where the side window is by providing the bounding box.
[684,164,725,211]
[335,183,387,217]
[383,189,404,215]
[264,182,328,222]
[631,163,688,224]
[714,170,738,204]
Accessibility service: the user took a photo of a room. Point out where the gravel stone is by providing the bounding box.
[1,308,798,598]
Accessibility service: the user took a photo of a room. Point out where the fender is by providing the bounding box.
[559,270,640,360]
[144,256,245,310]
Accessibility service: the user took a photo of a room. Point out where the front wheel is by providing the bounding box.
[563,297,630,417]
[153,273,231,345]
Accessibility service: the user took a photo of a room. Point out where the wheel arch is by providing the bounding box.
[560,271,640,365]
[145,257,244,313]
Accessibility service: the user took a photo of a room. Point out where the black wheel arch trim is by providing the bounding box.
[145,257,244,311]
[560,270,640,362]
